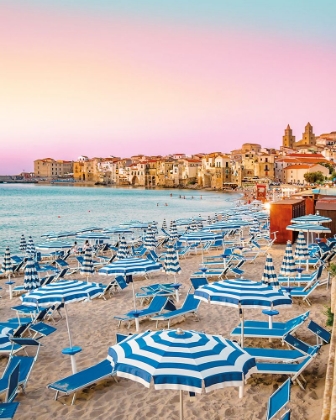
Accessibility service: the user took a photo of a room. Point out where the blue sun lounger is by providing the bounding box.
[0,361,20,420]
[114,295,171,328]
[277,266,322,286]
[307,320,331,345]
[230,312,309,341]
[255,347,319,390]
[47,358,116,405]
[0,338,41,395]
[150,294,201,328]
[245,332,320,363]
[266,378,291,420]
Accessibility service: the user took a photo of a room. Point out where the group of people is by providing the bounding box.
[71,240,90,255]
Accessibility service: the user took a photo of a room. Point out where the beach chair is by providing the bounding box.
[277,266,322,286]
[47,358,116,405]
[266,378,291,420]
[286,281,321,306]
[245,333,320,363]
[0,335,25,357]
[209,239,224,250]
[0,361,20,420]
[225,259,245,278]
[114,296,171,328]
[150,294,201,328]
[178,246,191,259]
[99,276,128,300]
[135,283,176,305]
[188,277,209,292]
[255,347,319,390]
[12,274,56,297]
[0,338,41,395]
[230,312,310,341]
[307,320,331,345]
[53,258,79,275]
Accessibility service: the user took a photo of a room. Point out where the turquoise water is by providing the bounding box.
[0,184,241,253]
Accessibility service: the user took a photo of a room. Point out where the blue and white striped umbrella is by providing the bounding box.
[295,231,309,262]
[24,257,41,290]
[189,219,198,232]
[117,237,129,259]
[197,219,203,230]
[164,242,181,277]
[169,220,179,240]
[280,241,297,277]
[76,232,110,240]
[19,234,27,251]
[46,231,77,239]
[291,214,332,225]
[162,219,168,231]
[151,223,158,236]
[144,226,158,250]
[207,215,212,225]
[80,247,94,281]
[99,258,163,276]
[195,279,291,346]
[286,224,331,234]
[26,236,36,257]
[108,329,257,419]
[22,280,103,354]
[261,254,279,287]
[179,231,222,244]
[2,246,13,279]
[35,241,72,251]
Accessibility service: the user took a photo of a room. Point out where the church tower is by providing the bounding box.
[301,122,315,145]
[282,124,295,148]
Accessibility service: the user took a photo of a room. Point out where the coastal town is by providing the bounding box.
[12,123,334,189]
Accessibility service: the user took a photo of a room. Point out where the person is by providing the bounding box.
[71,241,78,255]
[83,240,90,252]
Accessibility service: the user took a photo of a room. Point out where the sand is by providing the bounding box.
[0,244,331,419]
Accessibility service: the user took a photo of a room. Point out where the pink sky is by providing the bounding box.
[1,4,336,174]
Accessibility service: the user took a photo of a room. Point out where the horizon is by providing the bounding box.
[1,1,336,174]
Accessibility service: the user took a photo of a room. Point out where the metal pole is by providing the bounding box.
[180,390,184,420]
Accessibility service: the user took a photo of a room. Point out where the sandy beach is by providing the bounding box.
[0,244,330,420]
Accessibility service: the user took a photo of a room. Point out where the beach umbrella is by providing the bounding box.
[189,219,198,232]
[35,241,72,251]
[26,236,36,258]
[24,257,41,291]
[162,219,168,231]
[291,213,332,225]
[19,234,27,251]
[280,241,297,288]
[295,231,309,270]
[76,232,110,241]
[144,226,158,250]
[261,254,279,288]
[151,222,158,236]
[2,246,14,299]
[80,247,94,282]
[197,219,203,230]
[46,231,77,239]
[207,215,212,225]
[21,280,103,373]
[286,224,331,245]
[163,242,181,300]
[169,220,179,240]
[108,328,257,420]
[195,279,291,347]
[117,237,129,259]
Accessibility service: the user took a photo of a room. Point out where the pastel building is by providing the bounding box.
[34,158,73,178]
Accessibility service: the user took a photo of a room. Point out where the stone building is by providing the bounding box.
[34,158,73,178]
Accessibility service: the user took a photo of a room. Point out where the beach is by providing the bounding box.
[0,244,330,419]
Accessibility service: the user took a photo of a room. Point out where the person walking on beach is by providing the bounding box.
[71,241,79,255]
[83,240,90,252]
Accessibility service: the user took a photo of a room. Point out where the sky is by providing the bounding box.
[1,1,336,174]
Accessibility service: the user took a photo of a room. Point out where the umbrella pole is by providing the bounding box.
[240,307,244,348]
[64,304,73,348]
[180,390,184,420]
[239,381,244,398]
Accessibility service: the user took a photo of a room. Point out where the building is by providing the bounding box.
[284,163,329,184]
[34,158,73,178]
[282,123,316,149]
[282,125,295,149]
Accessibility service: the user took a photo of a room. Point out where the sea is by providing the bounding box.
[0,184,242,254]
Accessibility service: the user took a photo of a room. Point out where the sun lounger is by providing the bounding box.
[307,320,331,345]
[266,378,291,420]
[150,294,201,328]
[99,276,128,300]
[136,283,176,305]
[278,266,322,286]
[230,312,309,341]
[0,360,20,420]
[12,274,56,297]
[47,358,116,405]
[114,295,171,328]
[244,347,309,363]
[255,347,319,390]
[285,282,321,306]
[0,338,41,395]
[189,277,209,293]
